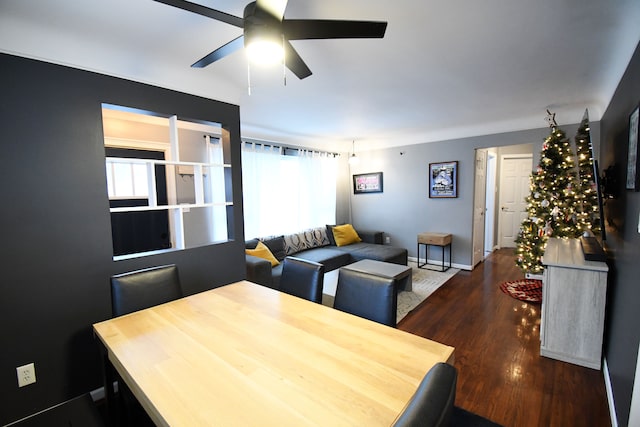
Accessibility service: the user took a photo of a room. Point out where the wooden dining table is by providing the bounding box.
[93,280,454,426]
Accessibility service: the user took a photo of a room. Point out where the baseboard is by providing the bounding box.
[603,357,618,427]
[89,382,119,402]
[407,256,471,271]
[4,393,104,426]
[89,386,105,402]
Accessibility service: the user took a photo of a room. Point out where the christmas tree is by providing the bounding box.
[515,111,582,274]
[574,110,601,235]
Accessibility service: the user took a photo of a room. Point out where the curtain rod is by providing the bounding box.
[241,139,339,157]
[203,135,338,157]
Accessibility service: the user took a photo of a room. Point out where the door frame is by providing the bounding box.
[484,151,497,255]
[472,149,487,267]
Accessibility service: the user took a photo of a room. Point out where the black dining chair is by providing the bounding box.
[109,264,183,425]
[393,363,458,427]
[111,264,183,317]
[333,268,397,327]
[279,256,325,303]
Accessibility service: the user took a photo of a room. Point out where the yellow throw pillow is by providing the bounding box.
[246,241,280,267]
[332,224,362,247]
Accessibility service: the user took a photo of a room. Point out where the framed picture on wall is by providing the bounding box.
[353,172,383,194]
[429,161,458,198]
[627,104,639,191]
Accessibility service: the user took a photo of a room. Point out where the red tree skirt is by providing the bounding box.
[499,279,542,303]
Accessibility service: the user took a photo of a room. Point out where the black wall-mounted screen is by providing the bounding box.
[592,159,607,242]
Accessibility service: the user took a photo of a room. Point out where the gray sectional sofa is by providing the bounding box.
[245,225,408,289]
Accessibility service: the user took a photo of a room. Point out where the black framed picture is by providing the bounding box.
[626,104,639,191]
[429,161,458,198]
[353,172,383,194]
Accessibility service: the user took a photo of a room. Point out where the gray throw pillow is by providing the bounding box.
[326,224,337,246]
[245,238,260,250]
[261,236,286,261]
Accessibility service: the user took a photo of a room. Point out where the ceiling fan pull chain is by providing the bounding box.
[282,34,287,87]
[247,61,252,96]
[283,60,287,87]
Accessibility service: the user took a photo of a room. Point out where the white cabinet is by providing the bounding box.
[540,238,608,369]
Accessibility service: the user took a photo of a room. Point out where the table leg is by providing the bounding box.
[97,340,125,426]
[418,243,451,272]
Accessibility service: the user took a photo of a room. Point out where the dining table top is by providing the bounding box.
[93,280,454,426]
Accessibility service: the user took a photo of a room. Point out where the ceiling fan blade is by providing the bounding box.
[283,20,387,40]
[256,0,288,20]
[153,0,244,28]
[191,36,245,68]
[284,41,312,79]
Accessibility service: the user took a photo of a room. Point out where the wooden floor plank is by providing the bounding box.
[398,249,611,427]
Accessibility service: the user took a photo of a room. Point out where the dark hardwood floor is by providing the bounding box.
[398,248,611,427]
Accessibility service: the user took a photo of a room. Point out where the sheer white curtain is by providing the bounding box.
[242,142,337,238]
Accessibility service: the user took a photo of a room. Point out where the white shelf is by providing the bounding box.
[110,202,232,213]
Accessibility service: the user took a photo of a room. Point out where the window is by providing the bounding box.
[241,142,337,238]
[106,157,149,199]
[102,104,232,259]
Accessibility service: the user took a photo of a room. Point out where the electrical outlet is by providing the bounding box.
[385,236,391,244]
[16,362,36,387]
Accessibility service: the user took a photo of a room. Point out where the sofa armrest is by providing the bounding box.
[357,230,384,244]
[246,255,272,287]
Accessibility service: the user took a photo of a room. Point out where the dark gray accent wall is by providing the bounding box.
[0,54,246,425]
[600,40,640,427]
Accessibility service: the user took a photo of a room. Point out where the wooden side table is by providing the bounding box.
[417,232,452,272]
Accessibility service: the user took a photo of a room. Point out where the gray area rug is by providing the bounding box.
[397,262,459,322]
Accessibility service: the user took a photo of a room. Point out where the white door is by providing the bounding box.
[499,155,532,248]
[472,149,487,267]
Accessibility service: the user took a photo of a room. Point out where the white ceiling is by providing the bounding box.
[1,0,639,153]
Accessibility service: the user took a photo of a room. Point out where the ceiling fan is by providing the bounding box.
[153,0,387,79]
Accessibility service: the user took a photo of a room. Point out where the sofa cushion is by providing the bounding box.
[284,227,330,255]
[246,254,273,288]
[335,242,408,265]
[271,263,284,288]
[332,224,362,247]
[293,247,352,272]
[261,235,286,261]
[326,225,337,246]
[308,227,331,247]
[246,242,280,267]
[245,238,260,250]
[327,224,375,245]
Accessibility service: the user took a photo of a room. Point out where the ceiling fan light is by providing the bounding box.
[245,39,284,65]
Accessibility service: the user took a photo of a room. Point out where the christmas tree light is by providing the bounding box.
[515,112,582,274]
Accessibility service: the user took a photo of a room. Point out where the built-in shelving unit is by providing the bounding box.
[103,106,233,257]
